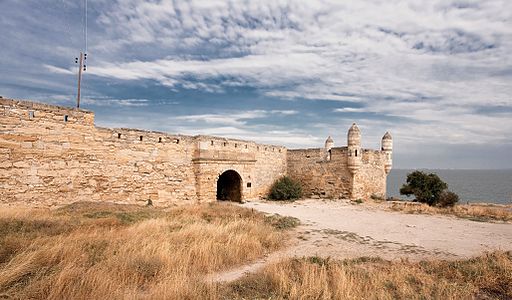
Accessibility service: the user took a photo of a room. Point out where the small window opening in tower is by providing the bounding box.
[64,115,69,122]
[355,150,358,157]
[235,143,238,148]
[245,144,248,149]
[117,133,121,139]
[223,142,227,147]
[28,111,34,119]
[139,136,143,141]
[211,140,214,146]
[176,139,180,144]
[327,149,332,161]
[158,137,162,143]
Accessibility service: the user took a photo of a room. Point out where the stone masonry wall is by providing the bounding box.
[1,98,385,206]
[192,136,286,202]
[0,99,286,207]
[287,147,387,199]
[287,147,352,199]
[351,149,388,200]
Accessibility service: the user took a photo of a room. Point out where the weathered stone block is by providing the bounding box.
[0,99,389,206]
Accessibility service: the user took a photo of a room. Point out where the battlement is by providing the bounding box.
[0,98,95,126]
[0,99,391,206]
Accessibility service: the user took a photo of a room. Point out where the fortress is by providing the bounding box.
[0,98,392,206]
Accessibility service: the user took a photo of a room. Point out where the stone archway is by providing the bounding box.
[216,170,242,202]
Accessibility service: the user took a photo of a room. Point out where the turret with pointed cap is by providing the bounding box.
[381,131,393,174]
[347,123,362,174]
[324,136,334,161]
[324,136,334,149]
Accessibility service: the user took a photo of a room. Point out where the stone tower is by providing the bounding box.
[381,132,393,174]
[324,136,334,161]
[347,123,362,174]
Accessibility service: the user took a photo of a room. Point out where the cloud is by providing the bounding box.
[271,110,298,115]
[2,0,512,168]
[175,110,267,126]
[44,64,74,75]
[174,109,299,126]
[83,98,151,107]
[333,107,365,113]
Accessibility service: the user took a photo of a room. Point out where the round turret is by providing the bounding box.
[381,132,392,151]
[381,132,393,174]
[324,136,334,150]
[347,123,361,147]
[347,123,362,174]
[324,136,334,161]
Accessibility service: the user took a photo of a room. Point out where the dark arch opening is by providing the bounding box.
[216,170,242,202]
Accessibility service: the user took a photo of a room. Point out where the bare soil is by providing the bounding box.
[209,199,512,282]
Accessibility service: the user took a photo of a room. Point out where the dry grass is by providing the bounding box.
[389,202,512,223]
[2,201,510,299]
[224,251,512,299]
[0,201,293,299]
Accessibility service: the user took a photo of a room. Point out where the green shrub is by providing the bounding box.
[268,176,303,201]
[437,190,459,207]
[400,171,458,207]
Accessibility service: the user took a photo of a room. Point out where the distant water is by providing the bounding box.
[387,169,512,204]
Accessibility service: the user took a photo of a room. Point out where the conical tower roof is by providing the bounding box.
[348,123,360,133]
[382,131,392,140]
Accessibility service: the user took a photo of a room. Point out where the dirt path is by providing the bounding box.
[209,199,512,283]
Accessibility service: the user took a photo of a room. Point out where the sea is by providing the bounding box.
[387,169,512,205]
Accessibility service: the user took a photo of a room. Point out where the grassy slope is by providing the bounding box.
[1,201,510,299]
[0,202,295,299]
[389,202,512,223]
[224,252,512,299]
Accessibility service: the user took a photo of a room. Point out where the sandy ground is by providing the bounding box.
[209,199,512,282]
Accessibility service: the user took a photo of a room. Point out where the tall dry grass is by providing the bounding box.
[2,202,510,299]
[0,202,292,299]
[389,202,512,223]
[225,252,512,299]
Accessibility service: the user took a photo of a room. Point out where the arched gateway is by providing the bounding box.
[216,170,242,202]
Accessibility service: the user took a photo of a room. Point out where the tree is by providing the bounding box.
[437,190,459,207]
[399,171,448,206]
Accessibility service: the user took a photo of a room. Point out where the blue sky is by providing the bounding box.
[1,0,511,169]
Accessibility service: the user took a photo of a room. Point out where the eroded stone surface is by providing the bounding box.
[0,98,391,206]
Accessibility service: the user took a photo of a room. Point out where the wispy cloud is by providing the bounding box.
[1,0,512,168]
[44,64,74,75]
[174,110,299,126]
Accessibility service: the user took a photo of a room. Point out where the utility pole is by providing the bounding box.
[75,0,88,109]
[75,52,87,109]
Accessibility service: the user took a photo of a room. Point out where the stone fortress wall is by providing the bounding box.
[0,98,392,206]
[287,126,392,200]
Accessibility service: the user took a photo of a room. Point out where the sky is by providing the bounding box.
[0,0,511,169]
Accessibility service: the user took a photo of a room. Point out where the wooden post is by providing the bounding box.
[76,52,83,109]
